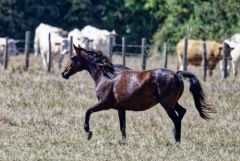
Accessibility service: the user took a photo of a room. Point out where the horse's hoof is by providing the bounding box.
[86,131,93,140]
[119,138,127,145]
[175,142,181,149]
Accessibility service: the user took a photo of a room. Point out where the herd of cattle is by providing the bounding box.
[0,23,117,69]
[34,23,117,69]
[0,23,240,76]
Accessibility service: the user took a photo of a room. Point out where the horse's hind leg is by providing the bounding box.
[175,103,186,120]
[173,103,186,142]
[160,102,182,142]
[167,109,181,142]
[118,110,127,143]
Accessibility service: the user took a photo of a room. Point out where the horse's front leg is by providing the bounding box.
[84,101,109,140]
[118,109,126,142]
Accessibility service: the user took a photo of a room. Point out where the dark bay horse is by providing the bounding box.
[61,45,215,143]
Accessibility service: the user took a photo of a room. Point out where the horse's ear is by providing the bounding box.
[73,44,78,51]
[73,44,88,57]
[73,44,81,56]
[77,44,86,51]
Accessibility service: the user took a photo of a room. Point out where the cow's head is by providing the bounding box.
[57,30,68,37]
[110,30,117,36]
[54,39,69,55]
[218,42,234,59]
[61,39,69,55]
[8,39,19,55]
[80,37,94,49]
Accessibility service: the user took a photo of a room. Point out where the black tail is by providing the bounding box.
[177,71,216,120]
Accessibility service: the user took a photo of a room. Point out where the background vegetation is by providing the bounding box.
[0,1,239,160]
[1,0,240,46]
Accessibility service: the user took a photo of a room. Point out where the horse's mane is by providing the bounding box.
[85,49,115,78]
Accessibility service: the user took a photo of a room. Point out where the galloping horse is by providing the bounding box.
[61,45,215,143]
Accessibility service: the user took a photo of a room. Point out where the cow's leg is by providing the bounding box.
[180,65,184,71]
[57,54,64,69]
[177,54,183,70]
[221,59,231,77]
[179,58,186,71]
[177,60,180,70]
[227,63,231,75]
[34,47,39,56]
[46,52,50,65]
[232,61,238,77]
[34,37,39,56]
[209,69,213,77]
[220,60,224,77]
[41,52,47,69]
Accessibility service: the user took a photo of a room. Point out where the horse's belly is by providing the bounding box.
[115,93,159,111]
[123,100,159,111]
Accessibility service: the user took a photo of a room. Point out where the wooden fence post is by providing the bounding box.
[3,37,8,70]
[108,36,113,62]
[69,36,73,57]
[202,42,207,81]
[183,38,188,71]
[24,31,31,71]
[47,33,52,72]
[141,38,147,70]
[223,42,228,79]
[163,43,167,68]
[121,37,126,66]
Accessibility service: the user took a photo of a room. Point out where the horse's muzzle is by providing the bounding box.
[61,72,69,79]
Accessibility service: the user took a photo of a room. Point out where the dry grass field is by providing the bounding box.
[0,53,239,161]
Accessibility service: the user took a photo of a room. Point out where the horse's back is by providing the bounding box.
[112,68,182,111]
[115,68,177,86]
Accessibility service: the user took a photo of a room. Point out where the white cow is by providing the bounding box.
[223,38,240,76]
[230,33,240,43]
[34,23,69,69]
[68,28,92,51]
[34,23,67,56]
[0,38,19,63]
[39,32,69,69]
[81,25,117,54]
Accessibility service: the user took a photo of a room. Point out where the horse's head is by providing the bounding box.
[61,45,86,79]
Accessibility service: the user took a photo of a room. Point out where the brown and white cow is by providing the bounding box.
[176,39,227,76]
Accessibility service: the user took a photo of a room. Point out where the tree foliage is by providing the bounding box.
[0,0,240,47]
[151,0,240,46]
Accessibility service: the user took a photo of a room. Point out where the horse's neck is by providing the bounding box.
[85,64,103,86]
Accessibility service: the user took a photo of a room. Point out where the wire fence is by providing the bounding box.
[0,31,231,81]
